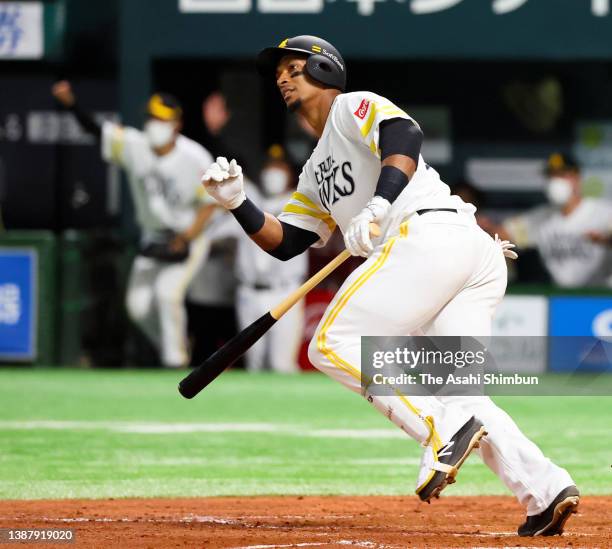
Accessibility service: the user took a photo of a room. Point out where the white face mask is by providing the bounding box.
[261,167,289,196]
[546,177,573,206]
[144,119,175,149]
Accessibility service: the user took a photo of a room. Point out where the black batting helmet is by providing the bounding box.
[256,35,346,92]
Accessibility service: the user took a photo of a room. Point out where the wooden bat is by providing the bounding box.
[178,224,380,399]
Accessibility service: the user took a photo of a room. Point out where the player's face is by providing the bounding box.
[144,116,180,149]
[261,160,293,196]
[546,171,580,206]
[275,55,318,112]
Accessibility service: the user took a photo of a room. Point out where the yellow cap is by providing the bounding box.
[267,144,285,160]
[147,94,182,121]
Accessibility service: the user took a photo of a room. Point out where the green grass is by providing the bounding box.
[0,368,610,500]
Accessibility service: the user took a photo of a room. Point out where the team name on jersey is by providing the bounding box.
[314,154,355,211]
[354,99,371,120]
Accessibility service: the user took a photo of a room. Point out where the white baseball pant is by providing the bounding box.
[308,211,574,516]
[236,283,304,373]
[126,234,211,367]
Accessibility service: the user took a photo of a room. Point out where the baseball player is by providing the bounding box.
[202,36,579,536]
[52,82,217,367]
[481,153,612,287]
[237,146,307,373]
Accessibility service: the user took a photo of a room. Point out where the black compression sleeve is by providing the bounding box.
[375,165,409,204]
[379,118,423,162]
[230,197,266,234]
[69,103,102,139]
[268,221,319,261]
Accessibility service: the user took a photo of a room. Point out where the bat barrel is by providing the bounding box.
[178,312,277,399]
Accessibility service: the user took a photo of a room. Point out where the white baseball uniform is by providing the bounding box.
[279,91,574,515]
[101,121,215,366]
[504,198,612,287]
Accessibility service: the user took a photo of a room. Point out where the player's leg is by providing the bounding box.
[308,220,475,447]
[427,228,576,520]
[236,285,267,372]
[268,286,303,373]
[154,235,211,367]
[125,256,161,347]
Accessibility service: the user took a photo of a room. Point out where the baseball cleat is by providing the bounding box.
[517,485,580,536]
[416,415,487,503]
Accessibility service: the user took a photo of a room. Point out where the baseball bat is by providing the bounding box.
[178,224,381,399]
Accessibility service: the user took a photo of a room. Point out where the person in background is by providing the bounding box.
[452,180,485,213]
[480,153,612,288]
[51,81,217,367]
[228,145,307,372]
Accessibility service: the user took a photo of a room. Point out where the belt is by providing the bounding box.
[252,282,271,290]
[416,208,458,215]
[242,281,295,291]
[239,282,272,290]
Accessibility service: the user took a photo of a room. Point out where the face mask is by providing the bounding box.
[546,177,573,206]
[144,119,175,149]
[261,168,289,195]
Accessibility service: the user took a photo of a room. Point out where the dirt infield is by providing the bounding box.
[0,496,609,548]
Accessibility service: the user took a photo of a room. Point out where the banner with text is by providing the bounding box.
[361,336,612,396]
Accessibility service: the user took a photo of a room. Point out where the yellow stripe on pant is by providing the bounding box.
[316,221,441,448]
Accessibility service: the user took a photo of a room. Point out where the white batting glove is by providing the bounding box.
[202,157,246,210]
[495,234,519,260]
[344,196,391,257]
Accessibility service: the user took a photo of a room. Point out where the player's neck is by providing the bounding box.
[562,195,582,216]
[153,141,177,157]
[299,89,342,137]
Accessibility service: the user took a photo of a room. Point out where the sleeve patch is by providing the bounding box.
[353,99,371,120]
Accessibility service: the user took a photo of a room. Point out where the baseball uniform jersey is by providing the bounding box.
[504,198,612,287]
[278,91,473,245]
[102,121,214,237]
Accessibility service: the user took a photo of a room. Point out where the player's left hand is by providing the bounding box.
[202,157,246,210]
[344,196,391,257]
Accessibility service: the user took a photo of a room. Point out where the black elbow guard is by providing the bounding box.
[268,221,319,261]
[379,118,423,163]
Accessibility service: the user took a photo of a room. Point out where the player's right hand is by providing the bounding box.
[344,196,390,257]
[202,157,246,210]
[51,80,76,107]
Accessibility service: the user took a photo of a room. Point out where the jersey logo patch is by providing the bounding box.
[354,99,370,120]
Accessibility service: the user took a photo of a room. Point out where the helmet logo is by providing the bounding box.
[311,45,322,53]
[278,39,288,48]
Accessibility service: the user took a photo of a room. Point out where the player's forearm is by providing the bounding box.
[204,158,316,259]
[231,201,316,260]
[181,204,216,241]
[230,197,283,249]
[68,103,102,140]
[249,213,284,250]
